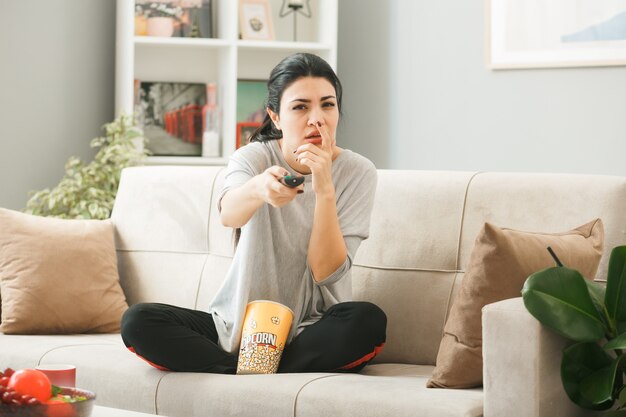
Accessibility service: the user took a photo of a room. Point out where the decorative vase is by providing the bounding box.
[134,15,148,36]
[147,17,174,37]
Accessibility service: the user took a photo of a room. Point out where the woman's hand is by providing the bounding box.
[294,121,335,197]
[220,165,302,228]
[256,165,303,208]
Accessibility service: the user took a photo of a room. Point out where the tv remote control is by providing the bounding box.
[280,175,304,188]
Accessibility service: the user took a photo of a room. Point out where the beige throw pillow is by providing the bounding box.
[0,208,128,334]
[427,219,604,389]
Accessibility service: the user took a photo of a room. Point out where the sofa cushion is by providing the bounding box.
[156,372,343,417]
[0,333,166,414]
[0,333,121,371]
[0,209,128,334]
[427,219,604,388]
[38,339,166,414]
[295,365,483,417]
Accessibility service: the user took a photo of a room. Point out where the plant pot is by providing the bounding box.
[147,17,174,37]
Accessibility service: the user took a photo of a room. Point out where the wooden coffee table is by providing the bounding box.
[92,405,166,417]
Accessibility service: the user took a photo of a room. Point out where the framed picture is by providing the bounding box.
[239,0,275,40]
[237,122,261,148]
[135,81,207,156]
[237,79,267,123]
[486,0,626,69]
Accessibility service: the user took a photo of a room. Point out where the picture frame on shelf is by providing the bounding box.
[236,79,267,123]
[237,122,261,148]
[135,81,208,156]
[239,0,275,40]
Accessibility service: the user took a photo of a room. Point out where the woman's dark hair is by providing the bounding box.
[249,52,343,143]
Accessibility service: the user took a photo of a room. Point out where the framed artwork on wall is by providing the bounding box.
[239,0,275,40]
[486,0,626,69]
[236,122,261,148]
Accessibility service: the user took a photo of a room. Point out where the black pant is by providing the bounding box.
[120,301,386,374]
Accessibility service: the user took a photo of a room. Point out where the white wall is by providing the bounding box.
[0,0,116,210]
[2,0,625,213]
[336,0,391,169]
[338,0,626,175]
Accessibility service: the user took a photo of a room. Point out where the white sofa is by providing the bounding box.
[2,166,625,417]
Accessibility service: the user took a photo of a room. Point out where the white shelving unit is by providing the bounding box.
[115,0,338,165]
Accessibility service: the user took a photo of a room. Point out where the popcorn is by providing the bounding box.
[237,342,284,374]
[236,301,294,375]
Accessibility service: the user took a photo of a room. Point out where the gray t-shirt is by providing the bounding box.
[209,139,377,354]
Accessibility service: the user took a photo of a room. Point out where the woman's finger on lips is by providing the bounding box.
[316,121,332,150]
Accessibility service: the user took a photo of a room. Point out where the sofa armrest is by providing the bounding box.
[482,297,596,417]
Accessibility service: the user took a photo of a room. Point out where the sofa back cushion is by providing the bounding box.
[351,170,476,365]
[111,166,233,309]
[111,167,626,366]
[353,171,626,366]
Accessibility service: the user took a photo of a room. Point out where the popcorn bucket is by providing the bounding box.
[236,300,294,374]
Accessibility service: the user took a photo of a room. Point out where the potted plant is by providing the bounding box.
[139,2,184,37]
[522,245,626,415]
[24,114,149,220]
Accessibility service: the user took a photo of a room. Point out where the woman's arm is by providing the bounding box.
[308,190,348,282]
[220,165,302,228]
[294,122,347,282]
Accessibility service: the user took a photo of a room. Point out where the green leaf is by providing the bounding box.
[579,354,626,407]
[605,332,626,350]
[522,267,606,342]
[88,203,98,218]
[606,246,626,323]
[561,342,615,410]
[585,279,610,328]
[586,279,607,310]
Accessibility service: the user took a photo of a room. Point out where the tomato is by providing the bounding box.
[46,396,76,417]
[8,369,52,402]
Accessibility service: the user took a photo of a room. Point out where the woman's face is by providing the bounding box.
[268,76,339,171]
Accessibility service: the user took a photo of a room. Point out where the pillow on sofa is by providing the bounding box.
[427,218,604,389]
[0,208,128,334]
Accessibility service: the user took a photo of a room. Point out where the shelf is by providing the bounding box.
[236,40,331,52]
[135,43,230,83]
[116,0,337,166]
[135,36,230,49]
[144,156,228,166]
[237,43,335,79]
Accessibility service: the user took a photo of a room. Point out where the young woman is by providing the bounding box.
[121,53,386,374]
